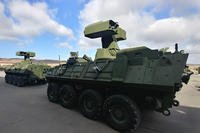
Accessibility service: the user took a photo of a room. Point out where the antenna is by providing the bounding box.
[58,55,60,65]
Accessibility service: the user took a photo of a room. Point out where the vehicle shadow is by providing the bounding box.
[136,105,200,133]
[67,104,200,133]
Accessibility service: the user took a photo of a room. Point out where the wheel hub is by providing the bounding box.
[84,97,95,112]
[63,91,72,102]
[49,88,55,98]
[110,105,127,123]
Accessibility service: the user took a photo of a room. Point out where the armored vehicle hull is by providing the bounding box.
[45,20,190,132]
[5,51,50,87]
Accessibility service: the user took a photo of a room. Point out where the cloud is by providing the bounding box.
[56,41,73,49]
[0,0,73,43]
[79,0,155,26]
[143,18,187,43]
[153,0,200,16]
[78,0,200,63]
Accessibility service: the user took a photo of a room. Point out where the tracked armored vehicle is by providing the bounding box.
[46,20,190,132]
[5,51,50,87]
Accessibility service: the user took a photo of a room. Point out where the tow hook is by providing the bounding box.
[173,100,179,107]
[162,109,171,116]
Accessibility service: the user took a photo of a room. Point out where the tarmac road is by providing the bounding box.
[0,71,200,133]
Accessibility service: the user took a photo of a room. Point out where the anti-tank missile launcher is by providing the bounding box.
[5,51,50,87]
[45,20,190,132]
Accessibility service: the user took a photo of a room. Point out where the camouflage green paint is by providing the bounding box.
[5,51,50,86]
[46,20,191,131]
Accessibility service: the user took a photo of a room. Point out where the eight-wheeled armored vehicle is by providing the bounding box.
[45,20,190,132]
[5,51,50,87]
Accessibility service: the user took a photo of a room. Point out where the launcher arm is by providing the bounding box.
[16,51,35,60]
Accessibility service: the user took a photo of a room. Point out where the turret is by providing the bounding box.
[16,51,35,60]
[84,20,126,60]
[70,52,78,58]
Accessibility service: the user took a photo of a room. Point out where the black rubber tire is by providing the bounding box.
[60,85,77,109]
[23,75,29,86]
[15,76,23,87]
[103,95,141,132]
[79,89,103,120]
[6,74,11,84]
[47,83,59,103]
[9,75,12,84]
[39,79,47,85]
[20,76,26,87]
[5,74,8,83]
[12,75,17,85]
[7,74,13,84]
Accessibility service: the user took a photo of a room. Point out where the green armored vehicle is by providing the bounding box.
[46,20,190,132]
[5,51,50,87]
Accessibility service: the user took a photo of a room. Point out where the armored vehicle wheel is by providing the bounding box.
[18,76,25,87]
[12,75,17,85]
[16,76,22,87]
[5,74,8,83]
[103,95,141,132]
[79,89,103,120]
[6,74,11,84]
[9,75,13,84]
[60,85,77,109]
[21,76,26,87]
[38,79,46,85]
[47,83,59,103]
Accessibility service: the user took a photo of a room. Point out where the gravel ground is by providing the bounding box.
[0,71,200,133]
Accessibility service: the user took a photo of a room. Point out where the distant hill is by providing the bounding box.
[0,58,200,73]
[0,58,65,67]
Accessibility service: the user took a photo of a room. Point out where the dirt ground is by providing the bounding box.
[0,71,199,133]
